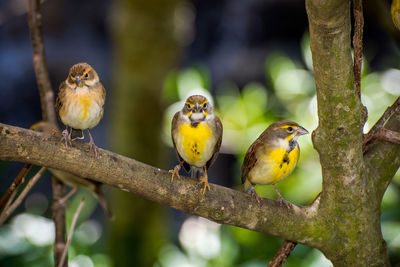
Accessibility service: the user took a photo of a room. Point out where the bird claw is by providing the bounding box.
[250,188,263,203]
[87,130,99,159]
[277,195,290,206]
[273,185,287,205]
[61,129,72,149]
[89,142,99,159]
[169,165,181,182]
[199,176,210,195]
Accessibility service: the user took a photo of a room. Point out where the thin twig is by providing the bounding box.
[0,167,47,226]
[27,1,67,266]
[267,192,322,266]
[58,198,85,267]
[1,190,17,216]
[353,0,364,99]
[377,128,400,144]
[268,240,297,267]
[28,0,56,123]
[0,163,32,210]
[52,177,67,267]
[363,96,400,153]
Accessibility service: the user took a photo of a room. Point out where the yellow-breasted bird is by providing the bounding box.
[170,95,223,194]
[30,121,112,218]
[241,120,308,202]
[56,62,105,158]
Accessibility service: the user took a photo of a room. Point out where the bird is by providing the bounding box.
[170,95,223,194]
[56,62,105,158]
[30,121,112,218]
[241,120,309,202]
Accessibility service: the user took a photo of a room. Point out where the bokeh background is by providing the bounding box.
[1,0,400,266]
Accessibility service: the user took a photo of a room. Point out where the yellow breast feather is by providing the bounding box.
[60,87,104,130]
[249,146,299,185]
[177,122,213,166]
[77,94,92,120]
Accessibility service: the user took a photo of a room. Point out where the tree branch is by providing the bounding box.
[268,240,297,267]
[28,0,56,124]
[0,167,46,226]
[52,177,67,267]
[306,0,365,202]
[353,0,364,99]
[0,123,322,247]
[376,128,400,144]
[0,163,32,210]
[363,96,400,153]
[58,198,85,267]
[27,1,66,266]
[365,110,400,198]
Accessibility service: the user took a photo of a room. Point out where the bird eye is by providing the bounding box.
[287,127,294,133]
[84,73,89,78]
[186,104,191,109]
[203,103,207,109]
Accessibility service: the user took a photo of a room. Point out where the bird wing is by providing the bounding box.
[55,81,66,112]
[100,81,106,108]
[171,112,191,172]
[206,115,223,170]
[241,139,262,184]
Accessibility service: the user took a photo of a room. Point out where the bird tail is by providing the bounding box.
[94,185,113,219]
[191,167,203,179]
[71,128,84,140]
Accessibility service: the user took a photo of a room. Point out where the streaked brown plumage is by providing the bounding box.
[56,62,105,158]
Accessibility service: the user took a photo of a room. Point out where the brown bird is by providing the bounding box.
[56,62,106,158]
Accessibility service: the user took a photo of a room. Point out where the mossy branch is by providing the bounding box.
[306,0,365,198]
[365,111,400,198]
[0,122,321,246]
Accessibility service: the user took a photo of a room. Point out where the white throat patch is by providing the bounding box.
[190,113,205,121]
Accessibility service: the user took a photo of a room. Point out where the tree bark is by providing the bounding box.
[0,123,320,246]
[306,0,395,265]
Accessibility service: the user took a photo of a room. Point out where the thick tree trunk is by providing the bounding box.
[306,0,394,265]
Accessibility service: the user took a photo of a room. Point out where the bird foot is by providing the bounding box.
[199,175,210,195]
[169,164,181,182]
[89,141,99,159]
[61,129,72,149]
[273,185,287,205]
[277,195,290,206]
[250,188,263,203]
[87,130,99,159]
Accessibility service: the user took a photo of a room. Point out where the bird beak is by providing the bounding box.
[296,126,309,136]
[195,103,200,111]
[76,76,84,87]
